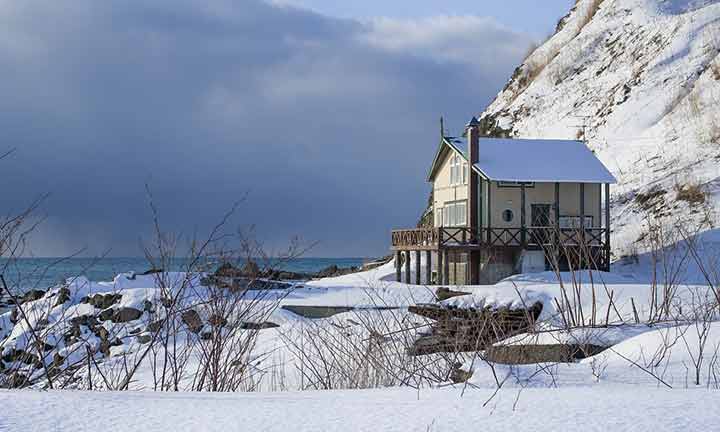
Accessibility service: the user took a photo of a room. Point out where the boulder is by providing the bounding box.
[98,308,115,322]
[450,363,473,383]
[136,334,152,344]
[181,310,203,333]
[485,344,608,365]
[85,293,122,309]
[241,260,260,277]
[215,262,244,278]
[19,289,45,305]
[54,287,71,306]
[112,307,143,323]
[435,287,471,301]
[147,320,163,333]
[143,300,155,313]
[240,322,280,330]
[140,268,164,276]
[208,314,227,328]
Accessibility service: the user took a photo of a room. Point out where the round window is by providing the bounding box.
[502,209,514,223]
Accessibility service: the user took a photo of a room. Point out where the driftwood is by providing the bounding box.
[408,302,543,356]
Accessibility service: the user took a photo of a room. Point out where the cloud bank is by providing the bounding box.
[0,0,533,257]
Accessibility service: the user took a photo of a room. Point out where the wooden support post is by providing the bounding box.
[415,250,421,285]
[520,183,527,247]
[487,181,492,244]
[580,183,585,229]
[443,250,450,285]
[437,249,444,286]
[580,183,586,269]
[395,251,401,282]
[554,182,561,234]
[404,251,411,284]
[555,182,561,264]
[425,250,432,285]
[605,183,611,271]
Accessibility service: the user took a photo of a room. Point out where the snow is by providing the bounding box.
[446,137,617,183]
[2,386,719,432]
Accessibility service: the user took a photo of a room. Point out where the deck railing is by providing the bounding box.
[391,226,608,250]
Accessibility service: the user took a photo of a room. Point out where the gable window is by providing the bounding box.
[441,201,467,227]
[450,153,468,186]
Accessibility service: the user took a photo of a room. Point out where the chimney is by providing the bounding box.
[465,117,480,230]
[466,116,480,165]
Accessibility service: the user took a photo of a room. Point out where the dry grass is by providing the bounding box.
[675,183,706,205]
[712,62,720,81]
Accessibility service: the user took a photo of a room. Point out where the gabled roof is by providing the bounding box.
[429,136,617,184]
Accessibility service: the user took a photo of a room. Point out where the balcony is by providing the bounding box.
[391,226,609,251]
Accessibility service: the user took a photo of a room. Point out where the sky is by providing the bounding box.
[0,0,574,258]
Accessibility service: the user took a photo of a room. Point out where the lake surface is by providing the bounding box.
[0,257,369,291]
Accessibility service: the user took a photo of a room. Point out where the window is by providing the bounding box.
[559,216,593,228]
[441,201,467,227]
[502,209,514,223]
[450,153,468,185]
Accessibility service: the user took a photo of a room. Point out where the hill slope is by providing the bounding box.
[478,0,720,258]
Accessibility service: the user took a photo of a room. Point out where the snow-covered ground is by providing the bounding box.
[2,385,719,432]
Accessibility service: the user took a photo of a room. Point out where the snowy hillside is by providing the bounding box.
[477,0,720,258]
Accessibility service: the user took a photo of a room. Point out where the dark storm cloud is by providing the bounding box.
[0,0,532,257]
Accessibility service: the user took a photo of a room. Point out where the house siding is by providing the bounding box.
[432,149,468,227]
[487,182,601,228]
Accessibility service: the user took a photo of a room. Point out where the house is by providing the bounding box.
[391,117,617,285]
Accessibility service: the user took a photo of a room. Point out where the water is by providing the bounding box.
[0,257,369,291]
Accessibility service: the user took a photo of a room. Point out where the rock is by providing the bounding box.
[241,260,260,277]
[140,268,164,276]
[86,294,122,309]
[435,287,471,301]
[240,322,280,330]
[485,344,608,365]
[52,353,65,368]
[94,326,110,341]
[98,309,114,322]
[315,265,360,279]
[208,315,227,328]
[143,300,154,313]
[200,331,213,340]
[54,287,71,307]
[129,327,142,335]
[112,307,143,323]
[215,262,244,278]
[450,363,473,383]
[19,289,45,305]
[147,320,163,333]
[8,373,28,389]
[181,310,203,333]
[2,349,38,366]
[136,334,152,344]
[316,265,339,278]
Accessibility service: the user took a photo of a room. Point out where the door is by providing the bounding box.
[531,204,552,246]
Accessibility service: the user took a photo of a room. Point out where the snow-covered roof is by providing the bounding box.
[444,137,617,184]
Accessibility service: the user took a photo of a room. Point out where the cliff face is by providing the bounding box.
[478,0,720,257]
